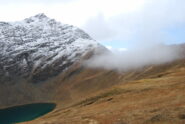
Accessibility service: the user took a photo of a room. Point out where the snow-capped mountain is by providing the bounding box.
[0,13,102,83]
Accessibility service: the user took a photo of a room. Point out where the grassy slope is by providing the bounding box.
[21,58,185,124]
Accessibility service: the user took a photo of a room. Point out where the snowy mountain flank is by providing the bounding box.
[0,13,102,83]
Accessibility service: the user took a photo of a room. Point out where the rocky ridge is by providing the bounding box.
[0,13,101,83]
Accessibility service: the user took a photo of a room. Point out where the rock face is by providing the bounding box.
[0,13,101,83]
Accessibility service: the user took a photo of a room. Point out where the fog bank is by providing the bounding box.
[84,44,181,71]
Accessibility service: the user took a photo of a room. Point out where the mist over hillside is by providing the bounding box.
[85,44,182,71]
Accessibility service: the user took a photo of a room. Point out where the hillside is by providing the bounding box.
[20,57,185,124]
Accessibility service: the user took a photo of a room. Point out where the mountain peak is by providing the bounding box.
[34,13,48,19]
[24,13,50,23]
[0,14,102,83]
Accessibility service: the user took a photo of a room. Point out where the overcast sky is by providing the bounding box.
[0,0,185,50]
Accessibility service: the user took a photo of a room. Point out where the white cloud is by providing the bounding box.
[118,48,127,52]
[84,44,181,71]
[82,0,185,71]
[0,0,77,4]
[82,0,185,46]
[0,0,146,26]
[82,14,116,41]
[105,46,113,50]
[105,46,127,53]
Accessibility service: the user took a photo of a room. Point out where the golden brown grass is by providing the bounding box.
[19,59,185,124]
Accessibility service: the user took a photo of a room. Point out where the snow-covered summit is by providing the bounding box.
[0,13,101,83]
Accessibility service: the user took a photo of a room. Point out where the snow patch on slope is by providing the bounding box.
[0,13,101,83]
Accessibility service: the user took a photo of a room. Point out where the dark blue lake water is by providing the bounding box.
[0,103,56,124]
